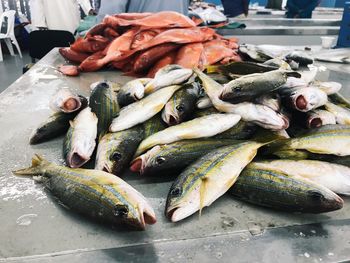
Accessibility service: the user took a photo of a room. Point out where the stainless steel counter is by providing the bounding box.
[0,49,350,263]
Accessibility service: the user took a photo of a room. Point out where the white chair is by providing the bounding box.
[0,10,22,62]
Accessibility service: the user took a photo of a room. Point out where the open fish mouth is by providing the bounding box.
[130,157,144,173]
[68,152,90,168]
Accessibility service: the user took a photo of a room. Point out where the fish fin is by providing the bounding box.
[199,176,209,216]
[285,71,301,78]
[13,154,48,176]
[69,120,75,128]
[205,65,219,74]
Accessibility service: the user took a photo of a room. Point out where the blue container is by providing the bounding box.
[337,1,350,47]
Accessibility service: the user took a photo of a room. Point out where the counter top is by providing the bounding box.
[0,49,350,263]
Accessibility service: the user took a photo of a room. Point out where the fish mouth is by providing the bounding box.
[166,206,180,222]
[68,152,89,168]
[295,95,308,111]
[136,206,157,230]
[309,117,322,128]
[63,98,81,112]
[168,114,179,126]
[130,157,143,173]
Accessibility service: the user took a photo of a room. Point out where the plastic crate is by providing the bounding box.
[337,1,350,47]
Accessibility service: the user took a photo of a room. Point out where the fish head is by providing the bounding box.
[130,145,165,175]
[117,80,145,106]
[162,100,188,126]
[305,189,343,213]
[165,181,200,222]
[112,189,157,230]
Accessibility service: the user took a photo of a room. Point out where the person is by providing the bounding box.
[266,0,283,10]
[285,0,320,18]
[221,0,250,18]
[97,0,189,21]
[30,0,95,33]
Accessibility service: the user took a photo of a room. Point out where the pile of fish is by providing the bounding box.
[15,46,350,230]
[58,11,240,77]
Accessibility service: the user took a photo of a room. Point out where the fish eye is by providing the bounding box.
[111,152,122,161]
[176,104,185,112]
[156,156,165,165]
[99,82,109,88]
[308,191,325,202]
[170,187,181,197]
[113,205,129,217]
[234,87,242,92]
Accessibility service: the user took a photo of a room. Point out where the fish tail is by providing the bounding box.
[13,154,49,176]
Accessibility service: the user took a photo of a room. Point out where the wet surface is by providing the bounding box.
[1,48,350,262]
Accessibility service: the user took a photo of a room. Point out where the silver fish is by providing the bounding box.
[63,107,98,168]
[325,102,350,125]
[144,65,193,94]
[117,78,151,107]
[110,85,182,132]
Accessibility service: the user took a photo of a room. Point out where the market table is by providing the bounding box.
[0,48,350,263]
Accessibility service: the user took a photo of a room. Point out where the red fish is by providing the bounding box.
[59,48,90,63]
[133,43,179,73]
[71,36,110,53]
[103,11,196,29]
[174,43,204,69]
[147,51,177,77]
[58,65,80,76]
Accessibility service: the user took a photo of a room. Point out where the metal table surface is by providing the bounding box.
[1,48,350,263]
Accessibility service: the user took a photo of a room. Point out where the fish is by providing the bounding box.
[312,81,342,95]
[59,48,90,64]
[165,141,264,222]
[193,108,257,139]
[209,61,276,76]
[263,57,292,69]
[89,82,120,139]
[95,125,144,175]
[63,107,98,168]
[328,92,350,109]
[162,83,200,125]
[194,69,289,130]
[196,96,213,109]
[130,139,239,175]
[271,124,350,156]
[285,51,314,66]
[280,87,328,112]
[133,43,180,73]
[255,93,281,112]
[324,102,350,125]
[144,65,193,94]
[30,112,84,145]
[230,164,343,213]
[238,44,273,62]
[50,89,86,113]
[134,113,241,157]
[117,78,152,107]
[143,114,167,138]
[220,70,300,103]
[58,65,80,76]
[110,85,181,132]
[252,160,350,196]
[302,109,336,128]
[13,155,156,230]
[145,64,193,94]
